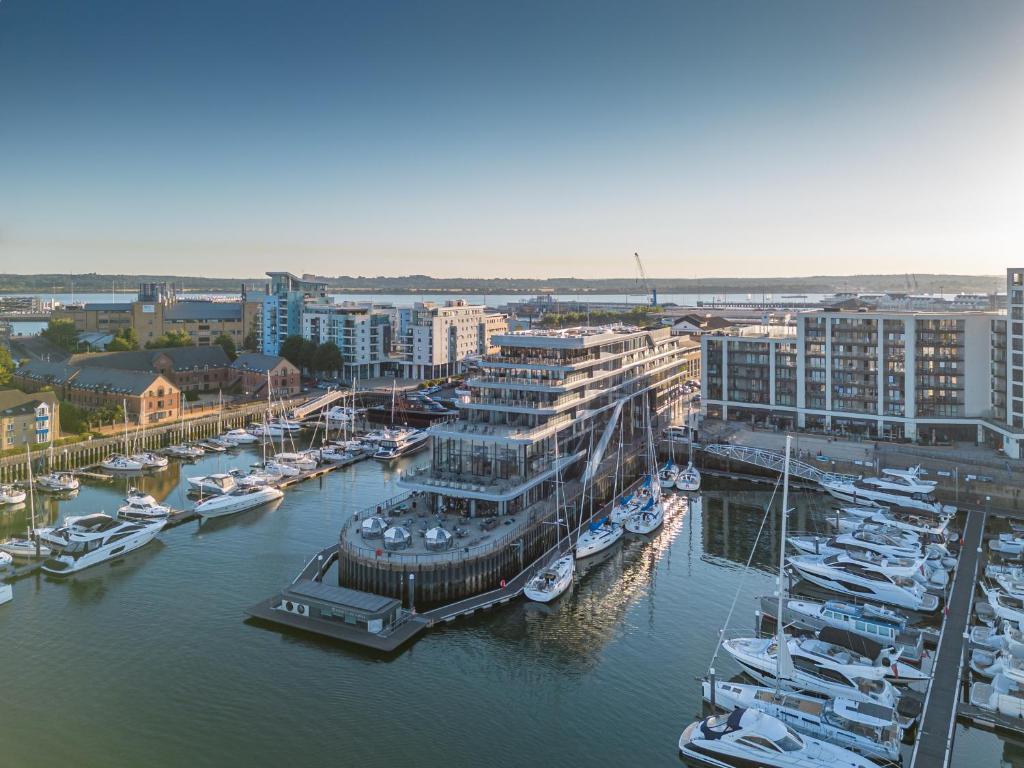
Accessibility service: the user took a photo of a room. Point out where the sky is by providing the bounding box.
[1,0,1023,280]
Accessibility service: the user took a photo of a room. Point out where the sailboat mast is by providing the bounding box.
[123,399,129,454]
[775,434,792,697]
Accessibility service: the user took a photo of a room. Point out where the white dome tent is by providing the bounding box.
[360,516,388,539]
[383,526,412,551]
[424,526,453,552]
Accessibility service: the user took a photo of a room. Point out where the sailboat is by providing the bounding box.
[524,440,575,603]
[0,444,52,560]
[101,401,145,471]
[574,431,623,558]
[625,401,665,535]
[166,392,205,458]
[675,402,701,492]
[129,399,168,468]
[36,440,80,492]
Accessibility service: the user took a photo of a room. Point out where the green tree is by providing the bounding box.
[145,329,193,349]
[105,327,140,351]
[41,318,79,351]
[214,333,237,361]
[279,335,307,370]
[242,331,259,352]
[312,341,342,374]
[0,345,13,386]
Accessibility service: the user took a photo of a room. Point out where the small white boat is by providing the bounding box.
[118,489,172,522]
[195,486,284,519]
[130,451,168,468]
[41,515,164,575]
[972,621,1024,656]
[233,468,283,488]
[197,439,227,454]
[675,462,701,492]
[574,518,623,559]
[223,428,258,444]
[971,672,1024,718]
[36,472,80,492]
[0,550,12,569]
[992,533,1024,556]
[100,454,144,472]
[187,473,237,496]
[317,446,361,465]
[524,553,574,603]
[0,484,27,505]
[0,535,51,560]
[0,583,10,605]
[264,460,300,477]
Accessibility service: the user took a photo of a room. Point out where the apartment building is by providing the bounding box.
[56,282,263,347]
[260,272,328,355]
[0,390,59,448]
[301,302,394,380]
[703,308,998,438]
[394,300,507,379]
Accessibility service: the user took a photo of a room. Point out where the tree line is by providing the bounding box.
[279,336,343,375]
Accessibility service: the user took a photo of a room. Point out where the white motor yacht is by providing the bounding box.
[789,553,941,612]
[678,708,876,768]
[523,553,574,603]
[264,460,300,477]
[675,462,701,492]
[624,496,665,535]
[317,446,361,465]
[118,489,172,522]
[798,628,928,684]
[223,428,259,444]
[0,484,27,505]
[574,517,624,559]
[325,405,355,424]
[971,621,1024,657]
[372,429,430,460]
[233,468,284,488]
[36,472,80,492]
[721,635,904,716]
[197,439,227,453]
[187,473,238,496]
[100,454,145,472]
[195,486,283,519]
[980,584,1024,627]
[701,680,903,764]
[821,466,953,516]
[991,533,1024,556]
[971,672,1024,718]
[759,595,925,663]
[41,514,164,575]
[0,583,10,605]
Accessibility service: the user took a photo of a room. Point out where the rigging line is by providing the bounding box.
[706,472,785,672]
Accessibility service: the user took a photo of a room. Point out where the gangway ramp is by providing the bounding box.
[290,389,346,420]
[701,443,859,485]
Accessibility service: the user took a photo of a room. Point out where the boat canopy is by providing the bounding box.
[588,517,609,532]
[819,626,885,660]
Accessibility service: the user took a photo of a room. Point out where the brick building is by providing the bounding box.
[230,353,301,397]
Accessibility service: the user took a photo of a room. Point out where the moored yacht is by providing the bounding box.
[624,495,665,535]
[41,514,164,575]
[100,454,144,472]
[373,429,429,461]
[523,553,574,603]
[232,467,284,488]
[678,708,876,768]
[676,462,701,492]
[223,428,259,444]
[187,473,237,496]
[130,451,168,469]
[117,489,172,522]
[273,451,318,472]
[821,466,953,515]
[789,553,940,612]
[36,472,80,493]
[165,443,205,459]
[0,535,51,560]
[195,485,284,519]
[574,517,623,559]
[701,680,902,764]
[657,461,679,490]
[0,484,27,505]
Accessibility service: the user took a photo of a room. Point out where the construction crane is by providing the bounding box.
[634,252,657,306]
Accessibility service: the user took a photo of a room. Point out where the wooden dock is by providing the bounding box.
[910,508,986,768]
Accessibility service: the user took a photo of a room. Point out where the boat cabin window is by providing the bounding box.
[774,733,804,752]
[736,735,780,753]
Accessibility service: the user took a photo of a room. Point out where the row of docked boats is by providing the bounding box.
[679,437,945,768]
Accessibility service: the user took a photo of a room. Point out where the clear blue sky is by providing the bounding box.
[1,0,1022,278]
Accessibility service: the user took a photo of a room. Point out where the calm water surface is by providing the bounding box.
[0,450,1008,767]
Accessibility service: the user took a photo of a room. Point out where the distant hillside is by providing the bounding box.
[0,272,1005,296]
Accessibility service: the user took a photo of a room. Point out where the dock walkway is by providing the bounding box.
[910,508,985,768]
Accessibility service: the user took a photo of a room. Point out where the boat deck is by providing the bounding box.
[910,508,985,768]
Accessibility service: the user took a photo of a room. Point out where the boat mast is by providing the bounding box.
[25,443,37,551]
[123,398,129,455]
[775,434,793,697]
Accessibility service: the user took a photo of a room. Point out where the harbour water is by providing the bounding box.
[0,449,1010,767]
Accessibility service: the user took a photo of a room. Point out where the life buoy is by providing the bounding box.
[500,579,507,588]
